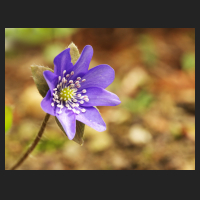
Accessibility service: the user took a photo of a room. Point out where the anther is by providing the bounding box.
[59,76,61,81]
[57,110,62,114]
[66,74,69,78]
[77,77,81,80]
[51,103,54,107]
[76,110,80,114]
[69,80,73,84]
[71,71,74,75]
[82,89,86,93]
[75,81,79,84]
[80,100,84,104]
[81,108,86,112]
[53,88,57,91]
[77,94,81,97]
[82,79,86,82]
[84,98,89,102]
[77,84,81,88]
[63,70,66,75]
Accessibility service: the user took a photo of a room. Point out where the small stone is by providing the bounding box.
[128,125,152,145]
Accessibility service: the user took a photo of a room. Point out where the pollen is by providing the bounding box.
[59,87,74,101]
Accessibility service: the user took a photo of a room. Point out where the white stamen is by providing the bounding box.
[73,88,78,92]
[75,81,79,84]
[76,110,80,114]
[57,110,62,114]
[53,98,56,101]
[53,88,57,91]
[57,84,60,88]
[77,77,81,80]
[84,98,89,102]
[81,108,86,112]
[60,82,62,87]
[76,84,81,88]
[82,89,86,93]
[82,79,86,82]
[63,70,66,75]
[71,71,74,75]
[59,76,61,81]
[75,103,79,107]
[65,103,69,107]
[80,100,84,104]
[77,94,81,97]
[73,99,77,102]
[56,100,60,103]
[72,103,76,107]
[69,80,73,84]
[66,74,69,78]
[51,103,54,107]
[70,84,75,87]
[62,77,66,83]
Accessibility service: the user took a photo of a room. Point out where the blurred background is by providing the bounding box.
[5,28,195,170]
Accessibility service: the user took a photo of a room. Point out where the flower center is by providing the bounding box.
[59,87,74,101]
[51,70,89,115]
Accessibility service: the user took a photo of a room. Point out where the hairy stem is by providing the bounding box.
[9,113,50,170]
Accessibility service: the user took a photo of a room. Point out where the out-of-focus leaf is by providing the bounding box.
[5,106,13,133]
[43,43,66,64]
[181,52,195,71]
[138,34,157,67]
[31,65,53,97]
[55,117,85,145]
[123,90,154,114]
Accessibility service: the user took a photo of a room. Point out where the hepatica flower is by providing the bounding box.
[41,45,121,140]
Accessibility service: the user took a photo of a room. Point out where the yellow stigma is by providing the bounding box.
[59,87,74,101]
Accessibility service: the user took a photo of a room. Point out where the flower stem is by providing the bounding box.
[9,113,50,170]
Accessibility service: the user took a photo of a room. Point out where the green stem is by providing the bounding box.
[9,113,50,170]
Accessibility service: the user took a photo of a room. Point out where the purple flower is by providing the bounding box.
[41,45,121,140]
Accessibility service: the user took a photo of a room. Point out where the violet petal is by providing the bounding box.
[56,108,76,140]
[41,90,56,116]
[78,64,115,89]
[81,87,121,107]
[76,107,106,132]
[72,45,93,80]
[53,48,74,76]
[43,71,58,94]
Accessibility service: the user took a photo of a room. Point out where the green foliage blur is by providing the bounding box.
[5,106,13,133]
[5,28,76,45]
